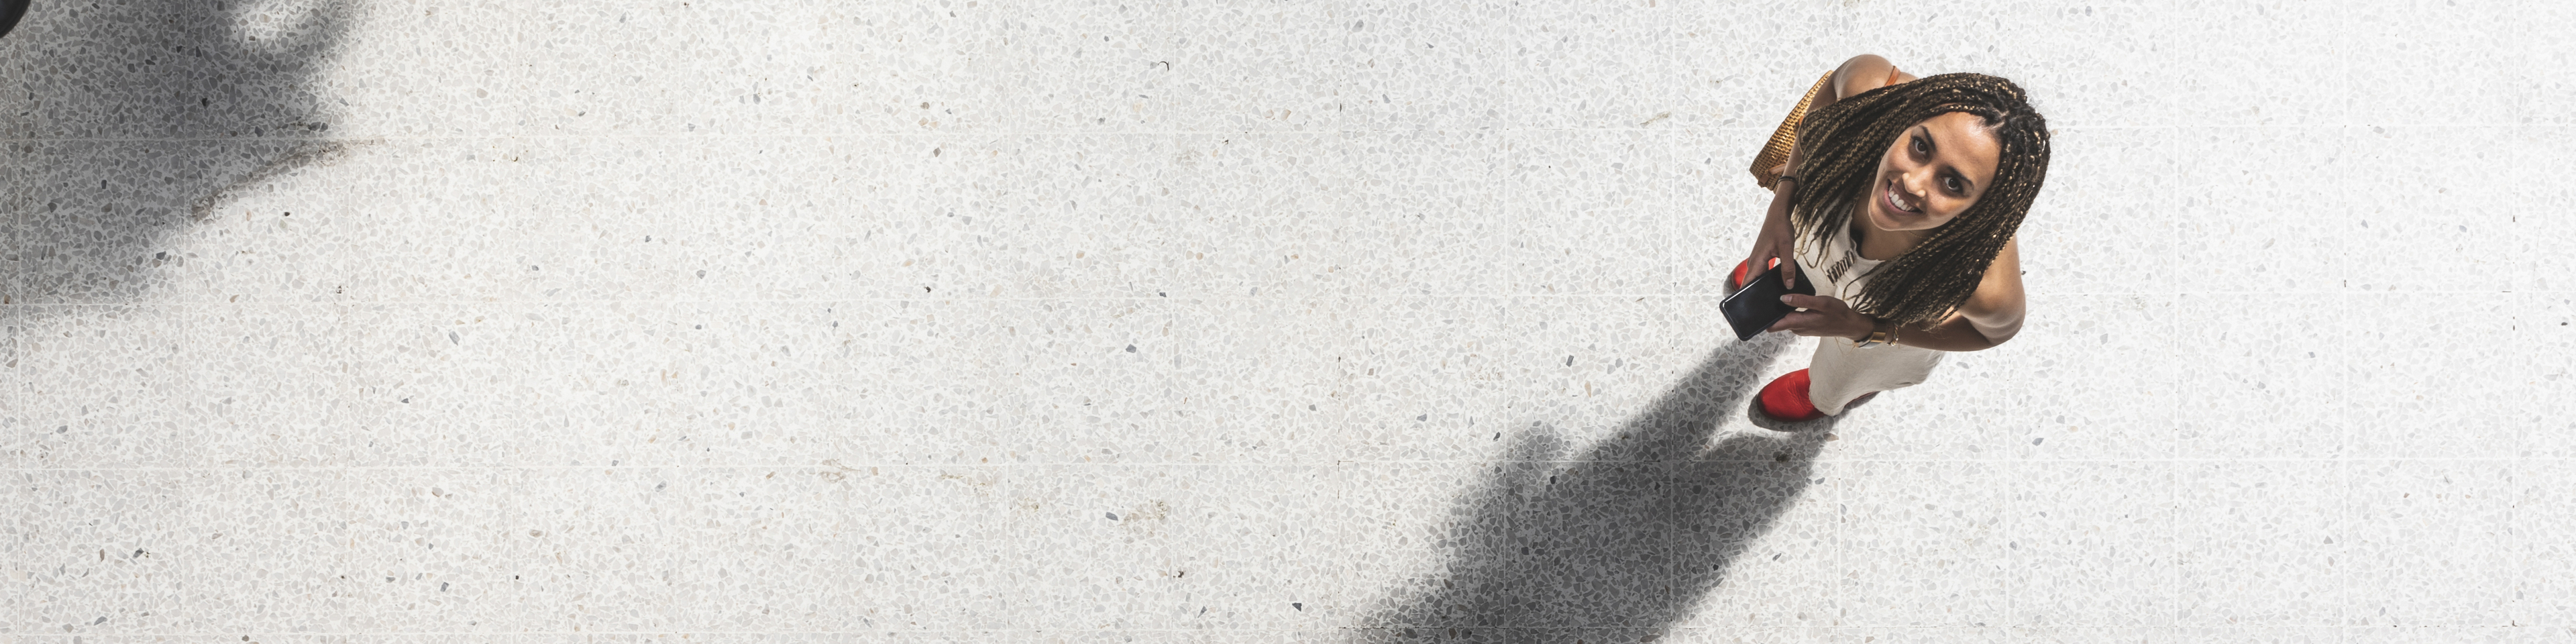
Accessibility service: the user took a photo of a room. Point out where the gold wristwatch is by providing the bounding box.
[1855,319,1895,348]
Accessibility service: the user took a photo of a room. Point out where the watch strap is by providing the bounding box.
[1856,320,1892,347]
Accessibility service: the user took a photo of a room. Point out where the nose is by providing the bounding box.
[1896,170,1930,205]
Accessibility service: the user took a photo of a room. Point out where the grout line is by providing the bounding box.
[2334,290,2355,629]
[2004,458,2019,630]
[0,122,2563,145]
[2510,455,2528,627]
[2167,289,2184,629]
[1829,455,1843,631]
[2163,121,2187,630]
[7,289,2569,310]
[2337,457,2353,629]
[3,455,2571,473]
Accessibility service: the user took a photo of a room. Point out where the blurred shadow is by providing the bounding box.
[1,0,352,303]
[0,1,28,40]
[1358,333,1842,641]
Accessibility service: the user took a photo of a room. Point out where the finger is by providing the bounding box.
[1768,311,1825,333]
[1779,293,1838,311]
[1772,250,1797,289]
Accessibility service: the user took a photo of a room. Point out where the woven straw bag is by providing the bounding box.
[1748,71,1835,190]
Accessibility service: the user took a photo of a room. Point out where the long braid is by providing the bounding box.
[1783,72,2051,327]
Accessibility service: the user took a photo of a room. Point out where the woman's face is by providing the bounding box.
[1864,111,2003,233]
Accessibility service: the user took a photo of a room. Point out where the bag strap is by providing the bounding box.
[1748,71,1836,190]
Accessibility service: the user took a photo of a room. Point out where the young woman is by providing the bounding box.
[1732,54,2052,425]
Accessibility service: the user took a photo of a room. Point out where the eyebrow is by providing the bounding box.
[1914,125,1978,193]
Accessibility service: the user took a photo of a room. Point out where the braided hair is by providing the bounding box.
[1784,72,2051,327]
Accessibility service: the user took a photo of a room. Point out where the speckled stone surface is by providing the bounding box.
[1,0,2569,641]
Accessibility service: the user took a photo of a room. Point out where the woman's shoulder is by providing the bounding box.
[1831,54,1920,100]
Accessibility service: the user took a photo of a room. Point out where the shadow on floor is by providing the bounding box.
[1358,332,1838,641]
[1,0,352,303]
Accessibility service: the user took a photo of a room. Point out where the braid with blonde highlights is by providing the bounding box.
[1782,72,2051,327]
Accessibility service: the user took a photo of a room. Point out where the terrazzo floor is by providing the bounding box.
[3,0,2572,642]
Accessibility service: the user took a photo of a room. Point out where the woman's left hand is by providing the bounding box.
[1766,294,1875,341]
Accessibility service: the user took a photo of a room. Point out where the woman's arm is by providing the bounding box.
[1886,237,2028,352]
[1770,237,2027,352]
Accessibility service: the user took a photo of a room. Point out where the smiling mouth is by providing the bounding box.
[1884,180,1922,215]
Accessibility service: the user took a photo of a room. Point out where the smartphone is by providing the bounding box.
[1721,264,1817,341]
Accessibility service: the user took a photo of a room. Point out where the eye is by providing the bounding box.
[1943,176,1962,194]
[1910,136,1927,154]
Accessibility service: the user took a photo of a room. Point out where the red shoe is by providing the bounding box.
[1750,370,1880,427]
[1755,370,1827,422]
[1729,257,1789,291]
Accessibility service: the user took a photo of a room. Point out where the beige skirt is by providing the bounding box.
[1807,333,1945,415]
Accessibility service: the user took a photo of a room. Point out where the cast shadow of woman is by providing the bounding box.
[1,0,351,303]
[1359,332,1840,641]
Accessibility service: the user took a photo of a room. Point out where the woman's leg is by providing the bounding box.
[1805,336,1944,415]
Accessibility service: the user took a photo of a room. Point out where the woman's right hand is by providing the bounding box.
[1745,185,1802,290]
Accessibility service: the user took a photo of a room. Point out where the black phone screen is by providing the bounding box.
[1720,264,1817,341]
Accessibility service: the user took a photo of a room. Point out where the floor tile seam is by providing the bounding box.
[352,294,1656,302]
[1,463,1385,472]
[1784,457,2559,466]
[34,288,2536,308]
[2166,419,2182,628]
[0,123,2561,145]
[0,127,1774,144]
[2337,459,2354,625]
[2158,193,2198,625]
[0,293,2534,305]
[2041,123,2557,131]
[258,294,1715,307]
[24,122,2557,140]
[40,292,2332,312]
[2006,431,2021,629]
[2163,290,2567,296]
[5,456,2546,471]
[94,631,1854,638]
[2512,458,2530,626]
[3,301,356,311]
[0,296,1530,309]
[2157,123,2550,129]
[0,630,1354,637]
